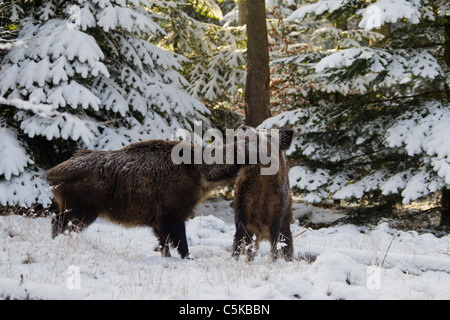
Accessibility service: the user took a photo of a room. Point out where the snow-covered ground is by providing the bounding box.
[1,198,450,300]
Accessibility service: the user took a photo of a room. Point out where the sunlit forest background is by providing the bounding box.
[1,0,450,229]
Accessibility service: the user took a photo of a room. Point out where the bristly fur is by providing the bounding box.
[232,127,295,262]
[47,139,244,259]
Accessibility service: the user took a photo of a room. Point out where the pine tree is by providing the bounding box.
[0,0,209,207]
[261,0,450,212]
[157,0,247,130]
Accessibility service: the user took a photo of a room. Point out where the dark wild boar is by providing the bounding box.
[47,137,248,259]
[232,126,295,262]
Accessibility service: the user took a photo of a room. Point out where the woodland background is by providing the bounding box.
[1,0,450,230]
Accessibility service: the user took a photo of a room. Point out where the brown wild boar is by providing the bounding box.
[47,137,248,259]
[232,126,295,262]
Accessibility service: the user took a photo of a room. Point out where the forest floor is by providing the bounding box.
[1,197,450,300]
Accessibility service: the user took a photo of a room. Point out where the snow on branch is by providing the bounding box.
[286,0,352,22]
[287,0,422,31]
[0,121,32,181]
[358,0,420,31]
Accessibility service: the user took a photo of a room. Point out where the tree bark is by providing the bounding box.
[441,189,450,226]
[443,17,450,227]
[244,0,271,127]
[444,15,450,70]
[238,0,247,26]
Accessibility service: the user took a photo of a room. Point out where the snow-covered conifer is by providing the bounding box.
[154,1,247,129]
[0,0,208,206]
[262,0,450,208]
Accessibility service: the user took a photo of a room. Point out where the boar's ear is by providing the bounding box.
[279,127,294,150]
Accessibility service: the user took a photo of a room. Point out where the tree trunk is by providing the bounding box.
[244,0,271,127]
[441,189,450,226]
[238,0,247,26]
[444,17,450,227]
[444,15,450,70]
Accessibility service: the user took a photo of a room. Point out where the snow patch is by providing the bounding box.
[1,200,449,300]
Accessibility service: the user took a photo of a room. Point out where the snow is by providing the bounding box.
[0,123,31,181]
[287,0,421,31]
[286,0,352,22]
[97,5,164,35]
[401,170,431,205]
[0,1,212,207]
[1,198,449,300]
[289,166,330,192]
[358,0,421,31]
[0,170,52,207]
[260,97,450,204]
[384,101,450,202]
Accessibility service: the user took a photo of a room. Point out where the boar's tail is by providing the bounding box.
[46,168,92,184]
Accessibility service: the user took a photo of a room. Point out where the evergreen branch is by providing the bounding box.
[363,90,445,106]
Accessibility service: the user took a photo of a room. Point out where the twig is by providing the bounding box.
[381,232,398,268]
[293,230,307,238]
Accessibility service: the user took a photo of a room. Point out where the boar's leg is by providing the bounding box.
[231,221,246,260]
[52,211,70,239]
[270,219,293,262]
[51,205,99,239]
[269,219,283,261]
[280,221,293,262]
[169,221,191,259]
[232,221,255,261]
[158,212,191,259]
[154,228,172,258]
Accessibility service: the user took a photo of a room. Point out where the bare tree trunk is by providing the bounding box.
[444,15,450,70]
[244,0,271,127]
[238,0,247,26]
[443,17,450,227]
[441,189,450,226]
